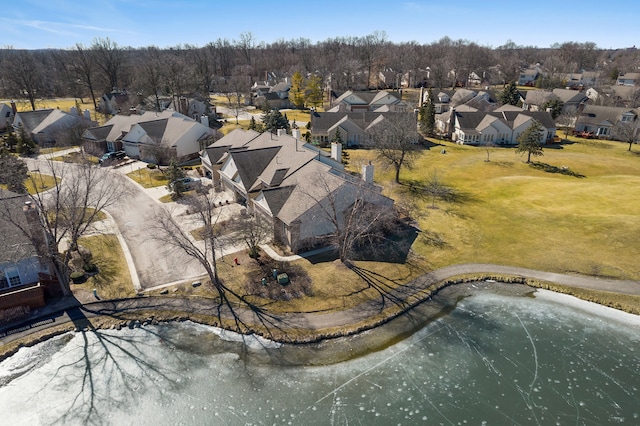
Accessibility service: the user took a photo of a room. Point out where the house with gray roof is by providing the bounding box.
[329,90,408,113]
[575,105,639,139]
[523,88,589,113]
[12,107,95,146]
[309,111,389,146]
[200,129,393,252]
[448,108,556,145]
[0,190,51,310]
[83,110,215,163]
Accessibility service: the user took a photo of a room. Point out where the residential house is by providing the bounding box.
[422,88,497,114]
[0,103,15,131]
[518,66,541,86]
[447,107,556,145]
[254,82,292,109]
[12,108,95,146]
[0,190,52,311]
[200,129,394,252]
[616,72,640,86]
[329,90,408,113]
[99,90,132,115]
[309,111,392,146]
[575,105,639,138]
[564,71,600,88]
[523,89,588,113]
[83,110,215,163]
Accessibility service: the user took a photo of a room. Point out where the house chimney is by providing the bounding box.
[292,128,301,140]
[200,114,209,128]
[277,128,284,137]
[83,109,91,120]
[331,142,342,162]
[70,106,78,116]
[10,100,17,114]
[362,161,374,183]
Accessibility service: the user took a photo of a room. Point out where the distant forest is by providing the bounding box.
[1,32,638,110]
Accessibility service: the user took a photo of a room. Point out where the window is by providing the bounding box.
[621,114,633,122]
[1,267,21,288]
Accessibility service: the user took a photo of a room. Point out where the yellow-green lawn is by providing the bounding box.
[347,137,640,280]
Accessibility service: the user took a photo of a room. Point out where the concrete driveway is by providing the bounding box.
[106,163,243,290]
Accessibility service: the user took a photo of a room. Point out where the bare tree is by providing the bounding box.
[136,46,165,112]
[299,172,397,263]
[92,37,125,92]
[2,48,44,110]
[367,112,422,184]
[227,212,272,258]
[0,159,126,295]
[613,120,639,151]
[150,192,281,335]
[557,106,579,139]
[72,43,99,110]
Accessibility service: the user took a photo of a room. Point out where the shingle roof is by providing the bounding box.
[261,186,295,217]
[229,146,281,192]
[578,105,638,126]
[0,189,38,263]
[15,109,54,133]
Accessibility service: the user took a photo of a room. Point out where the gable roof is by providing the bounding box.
[578,105,639,126]
[14,109,55,132]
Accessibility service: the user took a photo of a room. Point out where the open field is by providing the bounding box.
[347,137,640,280]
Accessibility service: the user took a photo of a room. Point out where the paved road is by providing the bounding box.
[2,263,638,351]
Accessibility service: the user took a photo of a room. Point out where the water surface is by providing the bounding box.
[1,288,639,425]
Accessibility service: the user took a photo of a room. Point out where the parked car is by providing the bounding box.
[169,177,202,191]
[99,150,127,164]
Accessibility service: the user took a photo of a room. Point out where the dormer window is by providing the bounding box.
[621,114,634,122]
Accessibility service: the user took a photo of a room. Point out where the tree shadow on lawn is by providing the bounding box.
[529,161,586,178]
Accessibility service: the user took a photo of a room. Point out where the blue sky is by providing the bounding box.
[3,0,638,50]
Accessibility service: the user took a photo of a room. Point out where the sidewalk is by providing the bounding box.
[3,263,638,352]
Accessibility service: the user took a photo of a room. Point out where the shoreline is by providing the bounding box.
[2,270,639,364]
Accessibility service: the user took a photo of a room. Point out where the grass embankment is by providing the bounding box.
[347,137,640,281]
[71,234,135,300]
[25,173,59,194]
[50,151,99,164]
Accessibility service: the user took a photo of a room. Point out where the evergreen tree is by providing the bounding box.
[542,98,564,119]
[16,123,37,156]
[262,108,289,134]
[4,131,19,152]
[166,162,186,199]
[290,71,306,109]
[419,89,436,136]
[305,74,324,108]
[332,127,343,144]
[499,81,520,106]
[516,120,545,163]
[0,147,28,193]
[248,116,257,131]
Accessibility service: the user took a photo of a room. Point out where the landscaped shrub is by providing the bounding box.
[147,164,157,169]
[83,263,98,273]
[70,271,86,283]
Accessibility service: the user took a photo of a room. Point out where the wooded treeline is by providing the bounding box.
[1,33,638,110]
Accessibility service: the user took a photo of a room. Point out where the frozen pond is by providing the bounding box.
[1,288,639,425]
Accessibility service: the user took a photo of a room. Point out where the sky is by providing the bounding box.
[2,0,638,50]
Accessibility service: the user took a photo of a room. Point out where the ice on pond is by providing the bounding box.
[0,290,638,425]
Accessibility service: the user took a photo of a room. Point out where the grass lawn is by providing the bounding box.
[346,137,640,280]
[50,151,99,164]
[25,173,59,194]
[71,234,135,299]
[126,167,169,188]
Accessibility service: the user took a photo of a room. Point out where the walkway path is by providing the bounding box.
[2,264,638,351]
